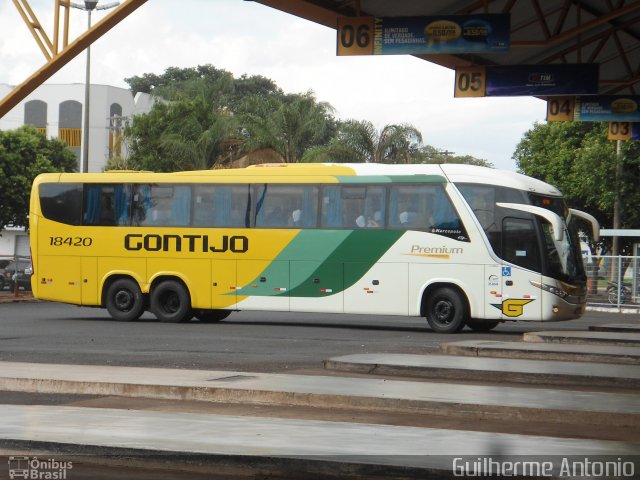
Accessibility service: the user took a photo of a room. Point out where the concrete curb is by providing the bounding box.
[523,331,640,347]
[440,340,640,365]
[324,354,640,389]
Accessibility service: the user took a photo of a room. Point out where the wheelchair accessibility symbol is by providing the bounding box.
[502,267,511,277]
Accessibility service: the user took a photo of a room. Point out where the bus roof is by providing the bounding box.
[39,163,562,196]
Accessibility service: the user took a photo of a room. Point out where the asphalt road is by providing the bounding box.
[0,301,632,372]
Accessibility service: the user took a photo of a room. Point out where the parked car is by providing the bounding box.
[2,259,32,291]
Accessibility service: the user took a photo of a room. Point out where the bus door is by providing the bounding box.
[484,265,503,320]
[290,261,343,313]
[211,259,237,309]
[38,255,81,304]
[237,260,289,311]
[500,217,542,320]
[81,257,98,305]
[344,262,408,315]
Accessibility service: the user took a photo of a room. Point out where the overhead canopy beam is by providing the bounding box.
[0,0,148,119]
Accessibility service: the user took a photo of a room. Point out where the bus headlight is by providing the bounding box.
[530,280,568,299]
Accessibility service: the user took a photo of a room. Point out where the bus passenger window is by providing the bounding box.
[389,185,432,229]
[132,185,191,227]
[255,185,318,229]
[322,186,384,229]
[83,185,131,226]
[39,183,83,226]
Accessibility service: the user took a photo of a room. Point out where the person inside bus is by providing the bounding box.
[291,209,302,227]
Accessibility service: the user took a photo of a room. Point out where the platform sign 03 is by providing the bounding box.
[608,121,640,141]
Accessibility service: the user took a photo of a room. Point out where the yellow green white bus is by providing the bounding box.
[29,163,599,333]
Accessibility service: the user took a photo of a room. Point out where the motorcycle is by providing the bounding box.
[607,281,632,305]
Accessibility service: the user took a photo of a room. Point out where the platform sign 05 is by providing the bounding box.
[454,66,486,97]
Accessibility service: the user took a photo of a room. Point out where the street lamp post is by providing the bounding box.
[70,1,119,173]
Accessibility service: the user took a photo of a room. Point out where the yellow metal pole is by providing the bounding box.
[0,0,148,119]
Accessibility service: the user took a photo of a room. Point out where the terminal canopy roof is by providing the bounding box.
[255,0,640,95]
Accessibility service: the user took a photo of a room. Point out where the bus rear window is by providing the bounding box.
[39,183,82,225]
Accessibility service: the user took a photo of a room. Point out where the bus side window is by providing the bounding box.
[39,183,83,226]
[255,185,318,228]
[502,217,541,272]
[83,185,131,226]
[192,185,216,227]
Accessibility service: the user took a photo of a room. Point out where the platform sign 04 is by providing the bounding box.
[546,97,575,122]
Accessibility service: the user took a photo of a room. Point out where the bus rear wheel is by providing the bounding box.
[425,287,467,333]
[151,280,192,323]
[467,319,500,332]
[105,278,144,322]
[194,309,231,323]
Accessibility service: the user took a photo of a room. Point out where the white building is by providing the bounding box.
[0,83,154,256]
[0,83,153,172]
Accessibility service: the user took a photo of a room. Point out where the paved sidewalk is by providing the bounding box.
[1,404,638,478]
[0,361,639,427]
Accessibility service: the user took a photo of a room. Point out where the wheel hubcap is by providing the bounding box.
[434,299,453,324]
[114,290,133,312]
[161,292,180,314]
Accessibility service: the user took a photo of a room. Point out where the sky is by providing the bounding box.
[0,0,548,170]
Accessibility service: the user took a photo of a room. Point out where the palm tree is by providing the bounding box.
[303,120,423,164]
[240,92,335,163]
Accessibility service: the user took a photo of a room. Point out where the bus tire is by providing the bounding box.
[425,287,467,333]
[194,309,231,323]
[467,319,500,332]
[105,278,144,322]
[151,280,192,323]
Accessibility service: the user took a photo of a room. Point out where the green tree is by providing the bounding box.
[513,121,640,245]
[414,145,493,167]
[303,120,422,164]
[0,126,75,228]
[241,91,336,163]
[124,96,238,171]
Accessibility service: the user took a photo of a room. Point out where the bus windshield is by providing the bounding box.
[457,184,586,285]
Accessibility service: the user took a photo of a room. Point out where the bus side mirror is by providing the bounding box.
[496,202,564,242]
[569,208,600,242]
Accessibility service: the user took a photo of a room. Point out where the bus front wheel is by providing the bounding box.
[425,287,467,333]
[105,278,144,322]
[151,280,192,323]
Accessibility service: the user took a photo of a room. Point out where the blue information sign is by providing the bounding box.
[485,64,599,96]
[575,96,640,122]
[378,15,509,55]
[337,15,510,56]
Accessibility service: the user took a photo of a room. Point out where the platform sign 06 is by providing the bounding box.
[337,16,375,56]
